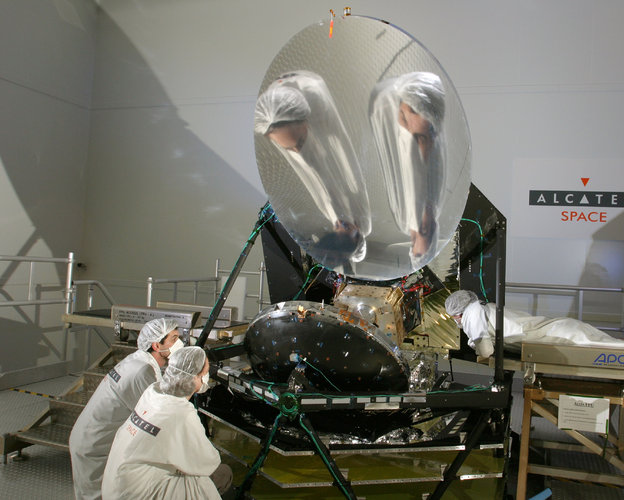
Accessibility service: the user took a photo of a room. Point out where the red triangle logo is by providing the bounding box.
[581,177,589,186]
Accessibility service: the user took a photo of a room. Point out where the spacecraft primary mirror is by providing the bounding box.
[254,15,471,281]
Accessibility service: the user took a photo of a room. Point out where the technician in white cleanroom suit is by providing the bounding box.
[255,71,371,270]
[69,318,183,500]
[445,290,624,358]
[102,347,233,500]
[369,71,446,269]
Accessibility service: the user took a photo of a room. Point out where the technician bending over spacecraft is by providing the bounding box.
[445,290,624,358]
[255,70,371,268]
[369,71,446,268]
[102,347,233,500]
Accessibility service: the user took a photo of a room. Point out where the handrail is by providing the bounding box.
[0,255,73,263]
[506,282,624,333]
[507,282,623,293]
[146,259,268,319]
[215,258,268,313]
[0,252,74,314]
[0,299,69,307]
[146,276,219,307]
[71,280,117,311]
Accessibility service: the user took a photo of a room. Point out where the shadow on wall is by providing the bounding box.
[1,6,267,373]
[574,211,624,334]
[0,318,60,373]
[83,8,267,281]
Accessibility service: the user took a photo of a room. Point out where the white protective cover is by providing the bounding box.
[69,350,162,500]
[101,384,221,500]
[461,301,624,357]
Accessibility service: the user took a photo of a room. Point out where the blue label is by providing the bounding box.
[593,353,624,366]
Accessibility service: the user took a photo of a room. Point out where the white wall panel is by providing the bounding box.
[0,0,96,376]
[82,102,265,284]
[0,0,96,107]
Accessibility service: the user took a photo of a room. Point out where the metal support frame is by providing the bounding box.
[214,259,268,316]
[206,349,513,498]
[236,413,285,498]
[298,414,357,499]
[146,276,218,307]
[196,202,273,348]
[236,412,357,500]
[494,222,506,384]
[428,409,493,500]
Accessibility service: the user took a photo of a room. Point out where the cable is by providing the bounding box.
[292,264,323,300]
[299,357,341,392]
[246,209,275,244]
[426,384,490,395]
[460,217,488,302]
[248,381,282,406]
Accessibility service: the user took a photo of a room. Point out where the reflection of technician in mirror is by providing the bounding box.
[369,72,446,269]
[255,71,371,273]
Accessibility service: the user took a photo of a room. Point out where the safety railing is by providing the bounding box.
[0,252,75,313]
[506,282,624,334]
[0,252,78,364]
[215,258,268,315]
[0,254,121,367]
[67,279,117,366]
[146,276,219,307]
[146,259,268,320]
[69,280,117,312]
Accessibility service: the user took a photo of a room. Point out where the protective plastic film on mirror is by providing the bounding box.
[254,15,471,281]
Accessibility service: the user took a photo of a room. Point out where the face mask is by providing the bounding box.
[197,373,210,394]
[163,338,184,355]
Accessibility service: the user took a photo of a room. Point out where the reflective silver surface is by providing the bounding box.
[404,351,438,392]
[255,15,471,280]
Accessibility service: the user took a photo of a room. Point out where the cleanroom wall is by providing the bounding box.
[84,0,624,323]
[0,0,97,384]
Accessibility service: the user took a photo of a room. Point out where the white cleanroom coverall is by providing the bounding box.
[69,350,161,500]
[101,384,221,500]
[461,301,624,358]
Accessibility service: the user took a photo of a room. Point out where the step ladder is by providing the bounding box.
[1,342,137,463]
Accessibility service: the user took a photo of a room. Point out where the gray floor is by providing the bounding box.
[1,376,623,500]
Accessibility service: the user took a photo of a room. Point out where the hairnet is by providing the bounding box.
[396,72,445,134]
[445,290,479,316]
[254,84,311,135]
[137,318,178,351]
[159,346,207,397]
